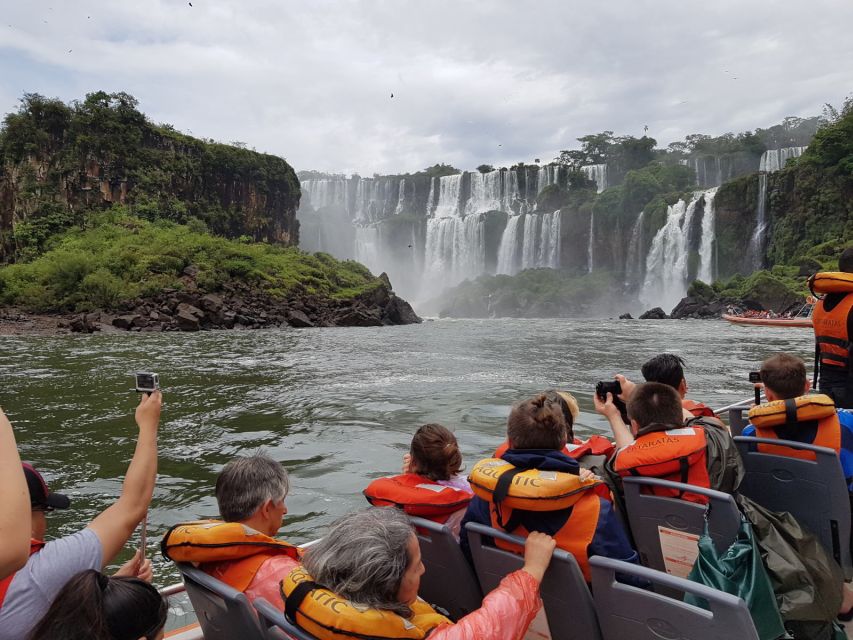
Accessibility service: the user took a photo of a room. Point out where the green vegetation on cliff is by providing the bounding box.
[0,210,379,313]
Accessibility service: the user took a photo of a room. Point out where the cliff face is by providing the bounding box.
[0,92,300,261]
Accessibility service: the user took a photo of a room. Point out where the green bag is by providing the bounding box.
[686,518,786,640]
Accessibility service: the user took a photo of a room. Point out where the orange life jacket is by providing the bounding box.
[161,520,300,592]
[813,290,853,372]
[363,474,472,522]
[682,399,715,418]
[748,394,841,460]
[0,539,45,609]
[469,458,603,581]
[495,435,615,461]
[612,426,711,504]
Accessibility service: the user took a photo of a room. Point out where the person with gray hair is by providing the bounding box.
[285,507,556,640]
[162,452,300,608]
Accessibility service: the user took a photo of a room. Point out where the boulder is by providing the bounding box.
[200,293,224,313]
[287,309,314,328]
[176,302,205,319]
[175,309,200,331]
[382,295,422,325]
[618,313,633,320]
[639,307,668,320]
[335,307,383,327]
[112,314,140,330]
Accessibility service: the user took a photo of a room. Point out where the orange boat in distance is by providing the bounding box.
[722,299,814,328]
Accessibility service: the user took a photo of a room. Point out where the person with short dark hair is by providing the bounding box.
[27,569,167,640]
[811,246,853,409]
[0,392,161,640]
[460,393,638,582]
[742,353,853,489]
[364,424,473,536]
[641,354,715,417]
[596,382,740,503]
[161,453,299,608]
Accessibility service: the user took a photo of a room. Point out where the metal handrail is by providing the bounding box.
[160,582,186,597]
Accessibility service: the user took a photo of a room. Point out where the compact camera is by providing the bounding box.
[134,372,160,393]
[595,380,629,423]
[748,371,762,383]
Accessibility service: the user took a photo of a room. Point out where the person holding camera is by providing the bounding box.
[0,407,31,581]
[0,391,161,640]
[640,354,715,418]
[460,393,638,583]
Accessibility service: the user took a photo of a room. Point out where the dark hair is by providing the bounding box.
[28,570,167,640]
[506,394,567,450]
[760,353,807,399]
[641,354,687,390]
[840,246,853,273]
[627,382,684,433]
[409,424,463,481]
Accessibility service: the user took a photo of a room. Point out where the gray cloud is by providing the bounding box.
[0,0,851,174]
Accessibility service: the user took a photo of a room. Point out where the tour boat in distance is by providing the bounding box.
[722,300,814,328]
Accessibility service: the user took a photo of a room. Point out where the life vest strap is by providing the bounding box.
[784,398,798,428]
[492,467,524,529]
[285,580,321,625]
[817,335,853,350]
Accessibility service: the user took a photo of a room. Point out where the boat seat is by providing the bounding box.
[177,564,266,640]
[622,476,741,593]
[735,435,852,579]
[465,521,602,640]
[409,515,483,620]
[589,556,759,640]
[254,597,317,640]
[728,407,749,436]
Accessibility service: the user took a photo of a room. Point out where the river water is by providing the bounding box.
[0,318,814,585]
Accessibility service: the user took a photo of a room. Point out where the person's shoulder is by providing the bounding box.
[35,529,102,568]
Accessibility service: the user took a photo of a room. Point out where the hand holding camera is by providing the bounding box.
[595,380,630,424]
[133,373,162,434]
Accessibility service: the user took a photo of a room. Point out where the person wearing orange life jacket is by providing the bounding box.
[597,382,741,504]
[460,393,638,583]
[283,507,556,640]
[162,453,299,608]
[742,353,853,491]
[810,247,853,409]
[364,424,473,537]
[0,392,161,640]
[640,353,716,418]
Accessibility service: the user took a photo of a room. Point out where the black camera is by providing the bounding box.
[134,372,159,393]
[748,371,762,383]
[596,380,622,401]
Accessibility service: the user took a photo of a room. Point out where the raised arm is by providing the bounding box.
[87,391,161,566]
[0,408,31,579]
[594,392,635,449]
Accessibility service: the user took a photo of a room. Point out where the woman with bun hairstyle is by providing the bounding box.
[364,424,473,535]
[461,393,638,583]
[28,569,167,640]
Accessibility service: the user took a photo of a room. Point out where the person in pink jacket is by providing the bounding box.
[283,507,555,640]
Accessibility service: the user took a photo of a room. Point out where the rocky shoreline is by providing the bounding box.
[0,270,420,335]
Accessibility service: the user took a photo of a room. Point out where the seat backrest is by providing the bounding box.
[409,515,483,619]
[734,435,852,579]
[728,407,748,436]
[465,522,601,640]
[623,477,741,576]
[254,597,317,640]
[589,556,759,640]
[177,564,266,640]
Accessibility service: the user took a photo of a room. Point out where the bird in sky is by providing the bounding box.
[390,93,394,98]
[188,1,193,6]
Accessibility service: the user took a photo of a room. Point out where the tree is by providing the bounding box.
[476,164,495,173]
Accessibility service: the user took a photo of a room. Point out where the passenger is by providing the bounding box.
[0,392,161,640]
[284,507,555,640]
[598,382,741,503]
[493,390,615,467]
[811,246,853,409]
[640,353,715,418]
[742,353,853,490]
[161,453,298,608]
[460,393,638,582]
[0,407,31,580]
[364,424,473,536]
[27,569,167,640]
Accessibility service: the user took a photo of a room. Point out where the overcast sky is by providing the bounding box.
[1,0,851,175]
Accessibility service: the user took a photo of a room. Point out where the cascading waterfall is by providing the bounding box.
[300,177,349,210]
[433,174,464,218]
[587,212,595,273]
[394,178,406,215]
[496,215,523,275]
[495,211,561,275]
[581,164,607,193]
[354,225,383,275]
[697,188,718,283]
[520,214,540,270]
[423,214,486,292]
[425,177,436,216]
[748,146,807,270]
[624,211,645,287]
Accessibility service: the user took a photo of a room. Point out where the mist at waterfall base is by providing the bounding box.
[297,149,802,317]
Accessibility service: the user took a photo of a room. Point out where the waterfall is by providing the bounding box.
[496,214,523,275]
[541,210,561,268]
[520,213,540,270]
[433,174,464,218]
[624,211,645,287]
[536,165,562,193]
[425,177,436,216]
[423,214,486,291]
[467,170,503,214]
[300,178,349,211]
[354,225,383,274]
[394,178,406,215]
[697,188,718,283]
[747,146,807,270]
[640,190,720,311]
[587,211,595,273]
[582,164,607,193]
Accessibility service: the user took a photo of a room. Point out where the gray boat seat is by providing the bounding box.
[254,597,316,640]
[177,563,266,640]
[465,521,602,640]
[734,435,852,579]
[728,407,749,436]
[589,556,760,640]
[623,476,740,579]
[409,515,483,619]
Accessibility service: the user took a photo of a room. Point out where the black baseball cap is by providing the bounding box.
[23,463,71,511]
